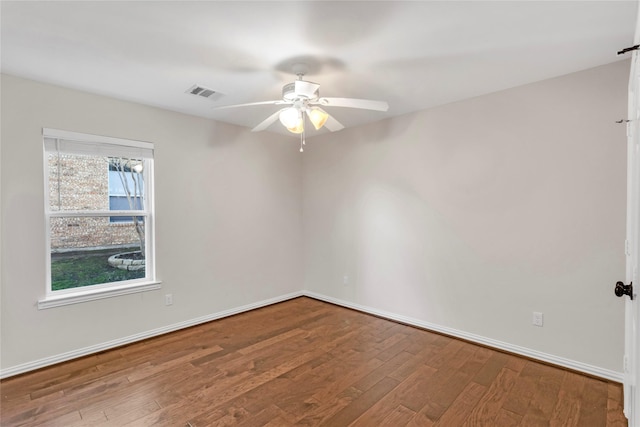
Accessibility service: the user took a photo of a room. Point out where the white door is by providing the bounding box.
[624,9,640,425]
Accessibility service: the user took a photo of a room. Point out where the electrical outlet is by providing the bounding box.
[165,294,173,306]
[532,311,543,327]
[343,275,349,286]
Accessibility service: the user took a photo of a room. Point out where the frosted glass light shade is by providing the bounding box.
[279,108,299,128]
[308,108,328,130]
[287,117,304,134]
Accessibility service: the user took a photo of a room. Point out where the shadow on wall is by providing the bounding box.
[206,120,249,148]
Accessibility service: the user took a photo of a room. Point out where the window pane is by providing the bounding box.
[108,162,145,210]
[48,153,110,211]
[50,216,146,291]
[48,153,144,212]
[109,196,143,222]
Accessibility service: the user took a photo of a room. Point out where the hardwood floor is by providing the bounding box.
[0,297,627,426]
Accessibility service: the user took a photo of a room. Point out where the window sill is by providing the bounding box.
[38,281,162,310]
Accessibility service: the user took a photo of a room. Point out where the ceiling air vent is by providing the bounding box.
[186,84,223,101]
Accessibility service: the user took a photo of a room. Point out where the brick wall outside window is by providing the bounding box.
[48,154,141,251]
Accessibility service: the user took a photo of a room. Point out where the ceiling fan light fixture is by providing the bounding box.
[308,107,329,130]
[217,67,385,142]
[287,116,304,134]
[279,107,299,129]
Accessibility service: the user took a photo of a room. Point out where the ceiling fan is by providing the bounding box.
[216,64,389,151]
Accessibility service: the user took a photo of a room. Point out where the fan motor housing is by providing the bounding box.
[282,81,319,101]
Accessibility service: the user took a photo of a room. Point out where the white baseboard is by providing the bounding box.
[302,291,624,383]
[0,291,303,379]
[1,289,623,383]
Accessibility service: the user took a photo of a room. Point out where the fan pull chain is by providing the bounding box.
[299,111,306,152]
[300,129,306,152]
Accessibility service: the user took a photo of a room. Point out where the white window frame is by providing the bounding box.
[39,128,160,309]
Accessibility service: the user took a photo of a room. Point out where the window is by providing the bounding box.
[40,129,159,309]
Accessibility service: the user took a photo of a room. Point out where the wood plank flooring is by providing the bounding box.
[0,297,627,426]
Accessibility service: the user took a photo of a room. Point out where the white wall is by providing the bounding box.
[302,60,629,373]
[0,60,630,377]
[0,74,303,371]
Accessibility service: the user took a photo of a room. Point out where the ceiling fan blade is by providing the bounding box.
[317,97,389,111]
[324,114,345,132]
[295,80,320,98]
[215,100,289,110]
[251,108,286,132]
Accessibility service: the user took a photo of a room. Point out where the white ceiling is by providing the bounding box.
[1,1,637,138]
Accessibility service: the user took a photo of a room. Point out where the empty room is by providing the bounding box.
[2,1,640,426]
